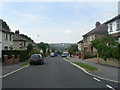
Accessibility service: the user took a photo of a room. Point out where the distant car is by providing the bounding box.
[29,54,44,65]
[50,52,55,57]
[62,53,67,57]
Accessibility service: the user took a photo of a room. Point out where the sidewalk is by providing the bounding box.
[2,62,28,76]
[69,57,119,82]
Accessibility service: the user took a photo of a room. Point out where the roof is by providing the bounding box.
[105,14,120,24]
[82,24,108,37]
[77,40,83,43]
[13,34,27,41]
[0,28,14,34]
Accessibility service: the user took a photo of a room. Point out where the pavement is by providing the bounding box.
[68,57,119,83]
[2,57,119,89]
[2,62,27,76]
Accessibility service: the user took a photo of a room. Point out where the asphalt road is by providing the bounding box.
[2,56,119,89]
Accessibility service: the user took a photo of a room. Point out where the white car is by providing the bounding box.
[50,52,55,57]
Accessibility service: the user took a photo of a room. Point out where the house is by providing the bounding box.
[13,30,38,51]
[77,40,83,52]
[82,22,108,55]
[105,14,120,43]
[0,28,14,50]
[13,31,28,50]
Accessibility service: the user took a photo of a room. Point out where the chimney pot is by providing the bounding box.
[95,21,101,28]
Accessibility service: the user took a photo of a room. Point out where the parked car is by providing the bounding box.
[50,52,58,57]
[50,52,55,57]
[62,53,67,57]
[29,54,44,65]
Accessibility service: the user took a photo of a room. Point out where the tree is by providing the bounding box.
[27,44,33,52]
[68,44,78,55]
[37,42,49,53]
[0,19,10,30]
[91,35,119,60]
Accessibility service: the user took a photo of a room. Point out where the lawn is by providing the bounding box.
[74,62,98,71]
[20,61,29,66]
[64,57,70,60]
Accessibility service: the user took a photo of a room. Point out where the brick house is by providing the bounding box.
[82,22,108,56]
[105,14,120,43]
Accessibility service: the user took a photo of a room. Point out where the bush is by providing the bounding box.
[2,50,29,62]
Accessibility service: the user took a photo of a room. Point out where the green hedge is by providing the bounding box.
[2,50,29,62]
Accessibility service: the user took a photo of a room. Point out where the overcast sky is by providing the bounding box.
[1,1,118,43]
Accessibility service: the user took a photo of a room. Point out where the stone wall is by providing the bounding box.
[98,58,120,67]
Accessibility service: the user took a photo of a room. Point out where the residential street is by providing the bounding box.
[2,56,119,89]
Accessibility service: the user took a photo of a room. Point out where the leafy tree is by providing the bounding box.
[68,44,78,55]
[27,44,33,52]
[51,48,55,52]
[37,42,49,53]
[91,35,119,60]
[20,34,32,41]
[0,19,10,30]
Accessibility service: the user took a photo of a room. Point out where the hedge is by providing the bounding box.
[2,50,29,62]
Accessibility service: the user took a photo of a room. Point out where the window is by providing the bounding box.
[5,33,8,40]
[10,34,12,41]
[4,46,8,50]
[24,42,26,46]
[109,23,113,32]
[116,19,120,30]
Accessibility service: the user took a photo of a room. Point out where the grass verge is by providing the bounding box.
[64,57,70,60]
[20,61,29,66]
[74,62,98,71]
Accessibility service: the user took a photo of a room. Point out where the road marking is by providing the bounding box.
[106,85,116,90]
[93,77,100,82]
[64,59,120,83]
[0,65,29,78]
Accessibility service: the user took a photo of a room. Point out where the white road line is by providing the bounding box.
[0,65,29,78]
[106,85,116,90]
[93,77,100,82]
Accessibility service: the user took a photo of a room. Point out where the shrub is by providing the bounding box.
[2,50,29,62]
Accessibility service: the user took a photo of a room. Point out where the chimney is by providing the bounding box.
[95,21,101,28]
[15,30,20,34]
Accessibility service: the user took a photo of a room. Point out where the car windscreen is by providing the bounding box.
[31,55,41,59]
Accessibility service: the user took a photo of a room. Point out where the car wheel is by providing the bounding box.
[30,62,32,65]
[42,61,44,64]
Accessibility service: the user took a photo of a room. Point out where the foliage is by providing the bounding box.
[27,44,33,52]
[28,49,40,57]
[51,48,55,52]
[2,50,29,62]
[37,42,49,53]
[20,34,32,41]
[68,44,78,55]
[91,35,119,60]
[0,19,10,30]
